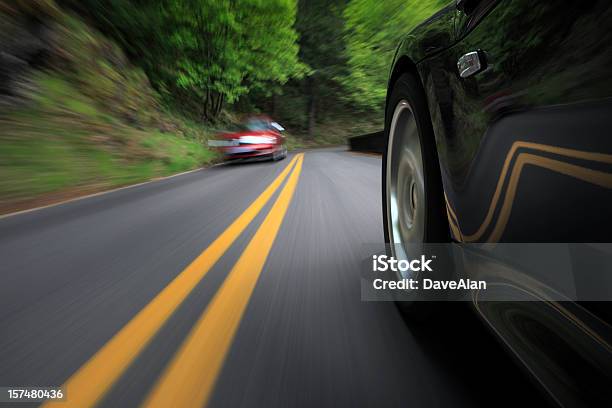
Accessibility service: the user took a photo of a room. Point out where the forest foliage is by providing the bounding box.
[61,0,307,120]
[59,0,447,132]
[342,0,448,111]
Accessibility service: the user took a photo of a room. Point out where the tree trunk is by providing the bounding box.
[202,90,211,121]
[214,93,224,117]
[203,91,224,121]
[307,77,316,139]
[271,93,278,118]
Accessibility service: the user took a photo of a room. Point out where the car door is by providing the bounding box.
[414,2,612,405]
[418,0,612,243]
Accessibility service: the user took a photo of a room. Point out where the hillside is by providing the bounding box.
[0,1,217,213]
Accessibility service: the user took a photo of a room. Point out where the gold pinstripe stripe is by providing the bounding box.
[444,142,612,242]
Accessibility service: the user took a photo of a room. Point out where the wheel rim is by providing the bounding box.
[386,100,426,275]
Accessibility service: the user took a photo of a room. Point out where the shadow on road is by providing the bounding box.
[401,303,554,407]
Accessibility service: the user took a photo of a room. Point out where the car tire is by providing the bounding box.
[382,72,450,320]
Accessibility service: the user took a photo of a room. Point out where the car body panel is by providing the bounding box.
[391,0,612,243]
[391,4,456,67]
[387,1,612,405]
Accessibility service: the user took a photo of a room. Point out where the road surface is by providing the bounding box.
[0,148,547,407]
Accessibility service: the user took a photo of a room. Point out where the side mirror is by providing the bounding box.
[271,122,285,132]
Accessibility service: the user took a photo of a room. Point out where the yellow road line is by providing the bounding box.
[43,155,300,408]
[142,154,304,408]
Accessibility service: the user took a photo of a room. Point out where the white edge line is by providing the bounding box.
[0,165,216,220]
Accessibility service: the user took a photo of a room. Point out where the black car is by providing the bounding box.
[382,1,612,406]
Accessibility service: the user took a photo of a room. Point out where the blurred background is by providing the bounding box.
[0,0,444,214]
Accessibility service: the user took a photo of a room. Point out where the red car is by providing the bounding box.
[209,116,288,162]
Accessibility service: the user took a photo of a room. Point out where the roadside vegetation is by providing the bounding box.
[0,0,445,213]
[0,2,219,211]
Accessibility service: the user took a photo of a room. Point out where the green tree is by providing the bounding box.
[62,0,307,121]
[295,0,347,137]
[342,0,447,112]
[165,0,307,119]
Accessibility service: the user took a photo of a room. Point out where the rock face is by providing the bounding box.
[0,3,56,103]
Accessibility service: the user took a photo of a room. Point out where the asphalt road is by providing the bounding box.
[0,148,548,407]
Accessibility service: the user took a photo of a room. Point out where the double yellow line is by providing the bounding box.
[45,153,304,408]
